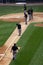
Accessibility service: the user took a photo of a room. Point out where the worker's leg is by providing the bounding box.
[13,51,16,60]
[24,16,27,24]
[27,15,29,22]
[19,29,21,36]
[29,14,31,20]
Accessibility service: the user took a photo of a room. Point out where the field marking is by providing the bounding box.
[0,54,5,56]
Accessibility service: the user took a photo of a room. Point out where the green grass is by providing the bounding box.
[0,21,17,47]
[10,23,43,65]
[27,5,43,12]
[0,6,23,16]
[0,5,43,16]
[29,40,43,65]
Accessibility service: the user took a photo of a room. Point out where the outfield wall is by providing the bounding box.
[0,0,43,3]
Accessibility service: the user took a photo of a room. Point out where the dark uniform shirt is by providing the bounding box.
[12,45,18,51]
[27,9,31,14]
[16,24,21,29]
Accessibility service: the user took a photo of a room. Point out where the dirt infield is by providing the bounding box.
[0,12,43,65]
[0,12,43,22]
[0,13,25,22]
[0,45,7,54]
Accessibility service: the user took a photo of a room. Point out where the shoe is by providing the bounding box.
[25,23,27,25]
[13,57,14,60]
[18,34,21,36]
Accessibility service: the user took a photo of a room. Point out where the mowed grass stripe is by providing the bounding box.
[0,5,43,16]
[0,6,23,16]
[0,21,17,47]
[29,40,43,65]
[10,23,43,65]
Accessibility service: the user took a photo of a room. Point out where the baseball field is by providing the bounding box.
[0,5,43,65]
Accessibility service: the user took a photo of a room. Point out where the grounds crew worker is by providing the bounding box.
[30,7,33,19]
[24,4,27,15]
[11,44,18,60]
[27,9,31,21]
[24,13,27,24]
[16,23,21,36]
[27,8,33,21]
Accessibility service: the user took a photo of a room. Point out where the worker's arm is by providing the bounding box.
[16,47,20,53]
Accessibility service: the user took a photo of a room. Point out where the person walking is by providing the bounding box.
[27,9,31,21]
[27,8,33,21]
[11,44,18,60]
[24,4,27,15]
[30,8,33,19]
[16,23,21,36]
[24,13,27,24]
